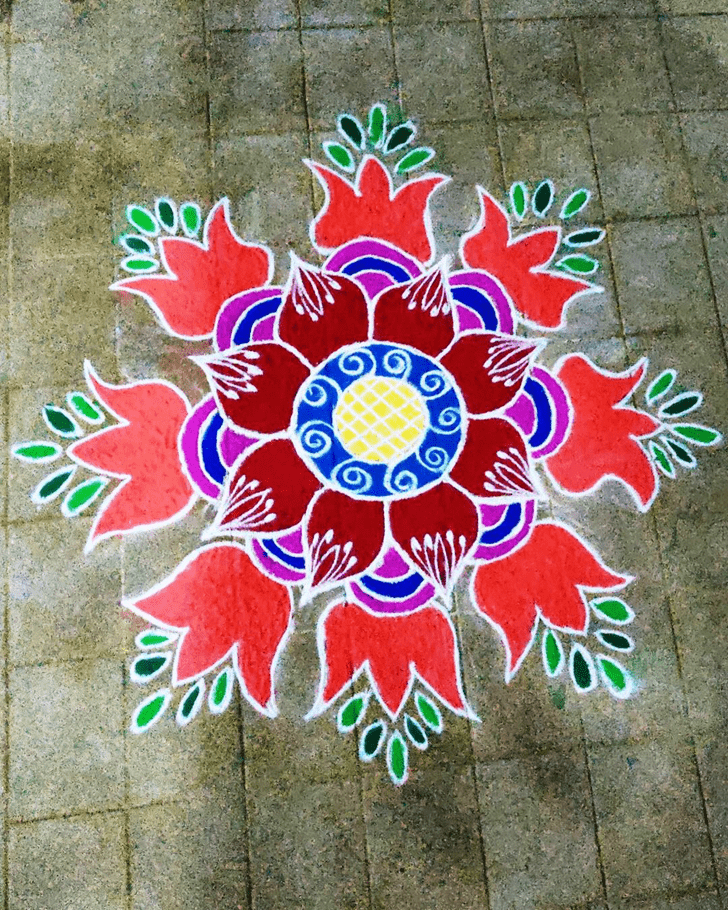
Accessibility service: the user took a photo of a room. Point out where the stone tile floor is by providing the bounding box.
[1,0,728,907]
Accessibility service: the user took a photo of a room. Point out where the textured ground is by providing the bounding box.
[2,0,728,907]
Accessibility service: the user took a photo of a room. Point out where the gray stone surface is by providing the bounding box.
[2,2,728,908]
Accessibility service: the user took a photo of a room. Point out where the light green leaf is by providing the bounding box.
[61,477,108,517]
[649,440,675,478]
[646,369,676,403]
[395,147,435,174]
[135,629,178,650]
[121,255,159,274]
[126,204,159,236]
[387,730,408,785]
[180,202,202,238]
[542,629,565,678]
[670,424,722,447]
[556,254,598,275]
[368,103,387,148]
[131,688,171,733]
[66,392,105,425]
[591,597,634,625]
[208,667,234,715]
[323,141,355,173]
[509,181,528,220]
[11,441,63,463]
[560,188,591,220]
[337,691,370,733]
[415,691,443,733]
[597,655,634,699]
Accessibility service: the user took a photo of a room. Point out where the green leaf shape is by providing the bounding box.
[131,688,171,734]
[130,652,172,685]
[368,103,386,148]
[383,121,416,155]
[569,644,597,693]
[387,731,409,786]
[66,392,104,425]
[31,465,76,504]
[208,667,234,715]
[177,680,205,726]
[662,435,697,468]
[337,691,370,733]
[415,691,443,733]
[670,424,722,447]
[532,179,555,217]
[180,202,202,238]
[43,404,82,439]
[564,227,605,248]
[359,720,387,761]
[556,254,598,276]
[659,392,703,419]
[404,713,428,750]
[395,147,435,174]
[120,234,155,255]
[510,181,528,220]
[649,440,675,478]
[135,629,178,650]
[542,629,565,678]
[597,655,634,700]
[595,630,634,653]
[155,197,177,233]
[591,597,635,625]
[323,141,356,173]
[646,369,676,403]
[560,188,591,220]
[11,441,63,464]
[126,204,159,236]
[337,113,365,150]
[61,477,108,518]
[121,255,159,274]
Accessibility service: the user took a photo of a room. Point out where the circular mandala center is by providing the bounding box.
[333,375,427,464]
[293,342,465,499]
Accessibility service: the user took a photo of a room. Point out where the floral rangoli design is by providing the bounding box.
[13,105,721,785]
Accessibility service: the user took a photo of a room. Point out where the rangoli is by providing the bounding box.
[12,105,721,785]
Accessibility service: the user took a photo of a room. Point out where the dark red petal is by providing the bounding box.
[372,262,455,357]
[194,342,310,435]
[277,256,369,366]
[440,332,541,415]
[212,439,321,535]
[305,490,385,589]
[450,417,536,499]
[390,482,479,592]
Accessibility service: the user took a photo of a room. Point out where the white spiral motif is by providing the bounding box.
[418,369,449,397]
[435,407,462,432]
[382,348,412,378]
[333,461,374,493]
[303,378,335,408]
[418,445,448,472]
[386,468,418,494]
[338,349,376,377]
[299,421,334,457]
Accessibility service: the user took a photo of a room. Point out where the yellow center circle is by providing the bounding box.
[333,375,428,464]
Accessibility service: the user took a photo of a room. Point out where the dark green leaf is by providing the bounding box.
[659,392,702,418]
[126,204,159,236]
[131,653,171,684]
[323,141,355,173]
[31,466,76,504]
[595,630,634,652]
[591,597,634,625]
[532,179,554,217]
[368,103,386,147]
[177,681,204,726]
[359,721,386,761]
[43,404,82,438]
[121,234,154,255]
[384,122,416,155]
[61,477,108,517]
[387,731,408,785]
[404,714,428,750]
[560,188,590,219]
[663,435,697,468]
[671,424,722,447]
[646,369,676,403]
[155,197,177,233]
[131,689,171,733]
[395,147,435,174]
[11,441,62,463]
[556,254,598,275]
[509,182,528,220]
[570,644,596,693]
[337,113,365,150]
[564,227,605,248]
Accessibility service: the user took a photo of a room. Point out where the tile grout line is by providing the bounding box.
[201,0,214,199]
[652,12,727,905]
[294,0,318,240]
[580,724,611,907]
[234,698,254,910]
[475,0,507,190]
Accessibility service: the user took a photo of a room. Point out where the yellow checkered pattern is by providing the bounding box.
[333,376,427,464]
